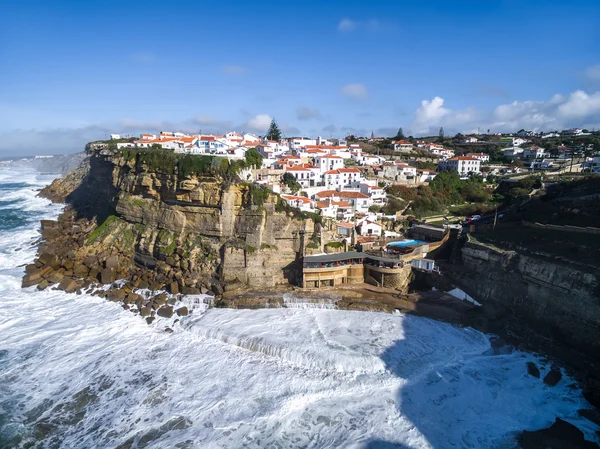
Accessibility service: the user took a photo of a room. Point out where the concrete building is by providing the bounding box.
[438,156,481,176]
[466,152,490,163]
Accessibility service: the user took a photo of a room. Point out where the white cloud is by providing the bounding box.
[221,65,246,75]
[338,19,357,32]
[337,18,393,32]
[584,64,600,83]
[411,90,600,136]
[340,83,369,100]
[557,90,600,118]
[244,114,272,132]
[296,106,321,120]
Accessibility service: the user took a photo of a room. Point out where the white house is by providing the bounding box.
[285,164,320,188]
[110,134,121,140]
[391,140,414,153]
[323,167,363,190]
[463,136,478,143]
[280,195,314,212]
[337,222,354,237]
[466,152,490,163]
[541,132,560,139]
[381,162,417,181]
[430,147,454,159]
[523,146,545,159]
[360,183,387,205]
[438,156,481,176]
[290,138,317,151]
[418,170,438,182]
[314,155,344,173]
[356,218,382,237]
[503,147,524,158]
[512,137,528,147]
[315,190,372,215]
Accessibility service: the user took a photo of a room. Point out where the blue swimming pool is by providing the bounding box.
[387,239,427,248]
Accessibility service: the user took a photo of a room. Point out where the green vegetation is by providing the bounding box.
[244,148,263,168]
[116,148,259,181]
[281,172,302,194]
[325,241,344,249]
[275,198,322,223]
[394,128,405,140]
[260,243,278,250]
[242,183,270,207]
[155,229,177,257]
[266,119,282,141]
[87,215,119,244]
[245,245,257,254]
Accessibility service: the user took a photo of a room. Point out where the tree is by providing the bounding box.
[244,148,263,168]
[394,128,405,140]
[438,127,445,143]
[371,131,375,139]
[282,173,301,194]
[453,133,464,141]
[266,119,282,141]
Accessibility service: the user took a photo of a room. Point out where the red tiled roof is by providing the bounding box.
[337,222,354,228]
[281,195,311,204]
[449,156,479,161]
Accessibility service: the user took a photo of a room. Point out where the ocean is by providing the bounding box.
[0,163,598,449]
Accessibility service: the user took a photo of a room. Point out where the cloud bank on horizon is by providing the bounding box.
[1,0,599,155]
[3,85,599,155]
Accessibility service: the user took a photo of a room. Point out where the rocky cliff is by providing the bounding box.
[31,147,317,299]
[440,236,600,405]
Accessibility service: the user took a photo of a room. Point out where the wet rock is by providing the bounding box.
[107,289,127,302]
[176,306,189,317]
[181,287,200,295]
[164,327,173,334]
[140,306,151,317]
[47,270,65,284]
[25,264,38,273]
[152,296,166,307]
[170,282,179,295]
[167,298,177,305]
[519,417,598,449]
[527,362,541,378]
[73,263,90,278]
[58,278,80,293]
[145,316,155,325]
[156,306,174,318]
[100,268,116,284]
[544,368,562,387]
[37,280,49,291]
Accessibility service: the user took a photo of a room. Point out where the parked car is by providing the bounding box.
[467,215,481,223]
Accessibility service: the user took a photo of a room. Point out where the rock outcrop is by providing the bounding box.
[32,146,317,299]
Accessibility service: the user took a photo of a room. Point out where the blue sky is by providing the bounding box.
[1,0,599,155]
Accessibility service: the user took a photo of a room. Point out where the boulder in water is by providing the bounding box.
[519,417,598,448]
[157,306,174,318]
[544,368,562,387]
[176,306,189,317]
[527,362,541,378]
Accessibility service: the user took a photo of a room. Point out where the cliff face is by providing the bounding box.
[36,148,316,295]
[447,239,600,359]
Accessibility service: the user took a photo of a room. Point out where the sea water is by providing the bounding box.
[0,163,598,449]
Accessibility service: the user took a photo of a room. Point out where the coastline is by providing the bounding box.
[20,151,600,447]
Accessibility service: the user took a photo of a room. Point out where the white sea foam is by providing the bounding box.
[0,166,598,449]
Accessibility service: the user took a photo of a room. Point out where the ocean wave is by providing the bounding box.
[0,165,598,449]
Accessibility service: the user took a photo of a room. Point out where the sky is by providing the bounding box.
[1,0,599,155]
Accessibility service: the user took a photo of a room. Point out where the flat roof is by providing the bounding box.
[364,254,404,264]
[303,251,366,264]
